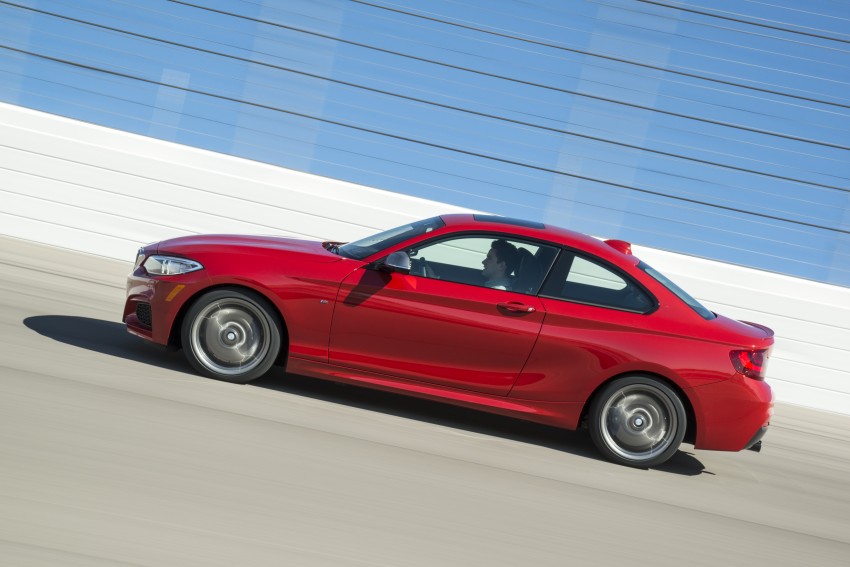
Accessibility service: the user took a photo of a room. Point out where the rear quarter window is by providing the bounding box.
[541,253,656,313]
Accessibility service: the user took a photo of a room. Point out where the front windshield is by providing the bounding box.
[639,262,716,320]
[338,216,446,260]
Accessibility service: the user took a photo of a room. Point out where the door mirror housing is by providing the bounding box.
[381,251,411,274]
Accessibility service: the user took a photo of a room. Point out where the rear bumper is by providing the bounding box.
[745,425,768,452]
[690,375,773,452]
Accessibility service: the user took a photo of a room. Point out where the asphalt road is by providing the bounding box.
[2,235,849,567]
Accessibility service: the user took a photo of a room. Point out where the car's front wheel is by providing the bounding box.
[181,288,281,383]
[588,376,686,468]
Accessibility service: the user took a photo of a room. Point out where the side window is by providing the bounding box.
[542,253,655,313]
[568,257,627,290]
[408,235,557,294]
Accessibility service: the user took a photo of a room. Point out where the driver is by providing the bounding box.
[482,239,519,290]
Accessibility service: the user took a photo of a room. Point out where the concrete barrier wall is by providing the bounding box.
[2,103,848,415]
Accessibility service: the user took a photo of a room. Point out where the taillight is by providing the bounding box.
[730,349,768,380]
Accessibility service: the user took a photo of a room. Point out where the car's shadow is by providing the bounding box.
[24,315,707,476]
[25,315,194,374]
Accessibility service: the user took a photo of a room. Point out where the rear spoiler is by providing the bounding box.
[740,321,775,338]
[604,239,632,255]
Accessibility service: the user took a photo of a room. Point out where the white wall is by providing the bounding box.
[2,102,848,415]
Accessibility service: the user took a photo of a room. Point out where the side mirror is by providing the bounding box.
[381,251,411,274]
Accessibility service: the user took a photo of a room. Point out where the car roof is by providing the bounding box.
[438,214,640,266]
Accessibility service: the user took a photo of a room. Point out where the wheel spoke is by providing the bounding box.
[600,384,678,462]
[190,298,271,376]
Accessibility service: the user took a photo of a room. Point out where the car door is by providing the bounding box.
[511,251,662,402]
[328,234,555,396]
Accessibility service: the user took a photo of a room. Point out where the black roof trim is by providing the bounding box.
[472,214,546,229]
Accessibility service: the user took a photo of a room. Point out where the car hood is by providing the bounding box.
[156,234,342,263]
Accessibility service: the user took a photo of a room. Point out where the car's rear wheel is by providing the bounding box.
[588,376,686,468]
[181,289,281,383]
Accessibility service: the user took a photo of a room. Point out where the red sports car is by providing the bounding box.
[124,214,773,467]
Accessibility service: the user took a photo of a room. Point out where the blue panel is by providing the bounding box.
[1,0,848,285]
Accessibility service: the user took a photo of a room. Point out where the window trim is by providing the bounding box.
[539,248,658,315]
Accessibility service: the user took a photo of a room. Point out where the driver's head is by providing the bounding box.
[482,239,519,281]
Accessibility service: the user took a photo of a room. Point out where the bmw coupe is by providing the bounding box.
[124,214,773,467]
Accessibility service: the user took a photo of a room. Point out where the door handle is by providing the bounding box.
[497,301,536,313]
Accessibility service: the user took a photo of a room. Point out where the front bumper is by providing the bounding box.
[124,266,208,346]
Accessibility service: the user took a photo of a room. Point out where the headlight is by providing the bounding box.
[143,255,204,275]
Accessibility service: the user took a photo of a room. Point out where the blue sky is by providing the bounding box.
[2,0,849,285]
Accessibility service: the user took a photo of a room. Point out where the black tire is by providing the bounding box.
[180,288,281,384]
[588,375,686,468]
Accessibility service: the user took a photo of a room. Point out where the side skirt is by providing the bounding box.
[285,357,583,430]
